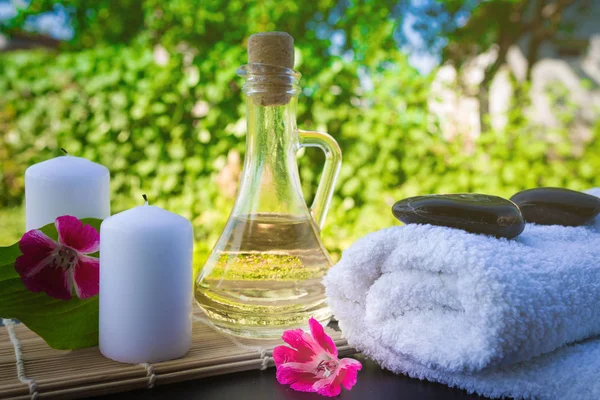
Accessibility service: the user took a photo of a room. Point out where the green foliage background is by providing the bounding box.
[1,1,600,261]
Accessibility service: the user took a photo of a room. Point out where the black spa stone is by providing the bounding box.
[392,194,525,239]
[510,187,600,226]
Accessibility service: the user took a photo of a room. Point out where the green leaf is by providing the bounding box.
[0,243,20,275]
[0,218,102,350]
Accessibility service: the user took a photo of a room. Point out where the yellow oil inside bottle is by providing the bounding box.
[195,213,332,338]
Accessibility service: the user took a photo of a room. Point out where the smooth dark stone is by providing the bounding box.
[392,194,525,239]
[510,187,600,226]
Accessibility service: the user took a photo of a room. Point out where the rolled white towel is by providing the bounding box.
[325,223,600,373]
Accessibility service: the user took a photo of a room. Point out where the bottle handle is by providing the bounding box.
[298,129,342,230]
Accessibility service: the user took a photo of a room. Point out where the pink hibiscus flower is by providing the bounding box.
[15,216,100,300]
[273,318,362,397]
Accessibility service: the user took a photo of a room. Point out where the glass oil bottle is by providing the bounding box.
[195,32,342,338]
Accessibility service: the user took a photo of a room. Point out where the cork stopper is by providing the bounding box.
[248,32,294,69]
[245,32,296,106]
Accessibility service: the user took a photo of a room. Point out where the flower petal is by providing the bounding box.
[279,361,318,372]
[276,365,318,389]
[56,216,99,253]
[338,358,362,390]
[20,264,71,300]
[339,357,362,371]
[273,345,300,367]
[314,375,342,397]
[73,255,99,299]
[281,328,319,361]
[309,317,337,357]
[15,230,58,278]
[18,229,58,254]
[290,377,319,393]
[275,365,306,384]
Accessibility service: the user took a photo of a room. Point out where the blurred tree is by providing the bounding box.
[1,0,399,57]
[1,0,145,48]
[2,0,586,71]
[448,0,580,128]
[402,0,586,129]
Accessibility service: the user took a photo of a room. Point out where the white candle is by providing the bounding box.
[25,154,110,230]
[99,200,193,364]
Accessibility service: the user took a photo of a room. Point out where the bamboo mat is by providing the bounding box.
[0,306,353,399]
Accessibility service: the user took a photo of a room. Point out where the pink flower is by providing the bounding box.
[273,318,362,397]
[15,216,100,300]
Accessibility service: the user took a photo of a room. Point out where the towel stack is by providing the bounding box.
[324,190,600,400]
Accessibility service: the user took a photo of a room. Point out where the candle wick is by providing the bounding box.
[60,148,68,155]
[142,194,148,205]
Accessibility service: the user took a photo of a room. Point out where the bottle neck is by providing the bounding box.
[232,94,307,216]
[246,95,298,159]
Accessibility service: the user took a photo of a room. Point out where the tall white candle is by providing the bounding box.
[25,154,110,230]
[99,200,193,364]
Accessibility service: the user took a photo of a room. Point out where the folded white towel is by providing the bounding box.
[340,326,600,399]
[325,207,600,399]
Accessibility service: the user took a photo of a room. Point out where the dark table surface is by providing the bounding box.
[95,355,487,400]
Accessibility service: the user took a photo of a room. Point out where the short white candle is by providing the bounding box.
[25,153,110,230]
[99,198,193,364]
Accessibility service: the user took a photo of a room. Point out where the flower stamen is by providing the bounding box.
[55,246,79,270]
[315,359,338,378]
